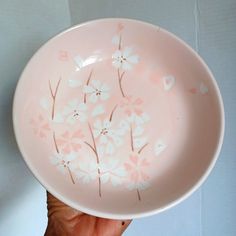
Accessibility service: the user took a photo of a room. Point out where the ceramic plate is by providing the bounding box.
[13,19,224,219]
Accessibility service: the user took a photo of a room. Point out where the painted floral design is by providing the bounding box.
[76,158,127,187]
[120,96,143,116]
[100,159,127,186]
[93,119,124,154]
[112,47,139,71]
[83,80,110,103]
[50,152,77,184]
[76,159,98,184]
[124,154,150,200]
[56,130,84,154]
[30,22,175,200]
[112,26,139,97]
[30,114,50,138]
[120,96,149,125]
[62,99,87,124]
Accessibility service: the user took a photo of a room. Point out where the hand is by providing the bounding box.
[45,192,132,236]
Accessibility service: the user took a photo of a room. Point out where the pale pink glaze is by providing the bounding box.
[13,19,224,219]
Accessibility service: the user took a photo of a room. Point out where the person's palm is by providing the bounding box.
[45,192,131,236]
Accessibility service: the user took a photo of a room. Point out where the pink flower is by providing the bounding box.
[58,50,69,61]
[117,22,124,32]
[56,130,84,154]
[30,114,50,138]
[120,96,143,116]
[124,154,150,190]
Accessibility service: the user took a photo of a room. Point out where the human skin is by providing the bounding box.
[45,192,132,236]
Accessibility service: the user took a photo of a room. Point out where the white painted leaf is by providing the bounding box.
[163,75,176,91]
[74,55,84,69]
[154,139,167,156]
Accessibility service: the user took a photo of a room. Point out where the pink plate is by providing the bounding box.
[13,18,224,219]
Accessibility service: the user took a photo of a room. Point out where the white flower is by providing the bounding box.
[83,80,110,103]
[112,47,139,71]
[63,99,87,124]
[93,119,124,154]
[50,152,77,174]
[100,159,126,186]
[76,158,98,183]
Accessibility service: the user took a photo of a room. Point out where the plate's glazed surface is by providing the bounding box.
[13,19,224,219]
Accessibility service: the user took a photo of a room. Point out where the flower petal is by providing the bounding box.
[122,61,132,71]
[127,55,139,64]
[105,142,114,154]
[134,137,147,148]
[123,47,132,58]
[100,135,108,144]
[78,113,87,122]
[101,83,110,91]
[89,93,98,103]
[57,165,66,174]
[112,50,122,59]
[133,126,144,137]
[78,103,87,111]
[100,173,110,183]
[53,113,64,123]
[91,79,101,89]
[92,105,105,117]
[83,85,94,93]
[112,60,122,69]
[101,92,110,101]
[94,119,102,129]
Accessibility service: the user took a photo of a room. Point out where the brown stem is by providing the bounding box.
[118,34,122,50]
[87,122,102,197]
[118,69,126,97]
[83,69,93,104]
[109,104,118,121]
[138,143,149,154]
[48,80,54,98]
[53,131,59,153]
[67,166,75,184]
[49,78,61,120]
[136,189,141,201]
[130,125,134,152]
[54,78,62,98]
[84,141,96,155]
